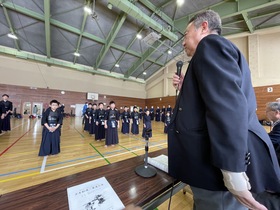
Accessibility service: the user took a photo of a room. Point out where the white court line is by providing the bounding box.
[43,157,104,173]
[40,156,48,173]
[11,122,26,130]
[43,143,167,173]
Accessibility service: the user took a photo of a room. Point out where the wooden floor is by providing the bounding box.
[0,116,193,210]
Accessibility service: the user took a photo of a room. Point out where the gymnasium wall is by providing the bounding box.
[0,55,146,99]
[0,84,145,115]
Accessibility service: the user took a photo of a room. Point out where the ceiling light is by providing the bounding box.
[168,50,172,54]
[7,33,18,40]
[177,0,185,6]
[136,34,142,39]
[107,3,113,10]
[143,72,147,75]
[74,52,80,57]
[61,91,65,94]
[84,6,92,14]
[115,63,120,67]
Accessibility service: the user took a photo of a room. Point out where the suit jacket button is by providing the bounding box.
[179,107,182,111]
[176,130,180,134]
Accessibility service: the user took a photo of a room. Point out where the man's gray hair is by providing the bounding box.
[189,10,222,35]
[266,102,280,111]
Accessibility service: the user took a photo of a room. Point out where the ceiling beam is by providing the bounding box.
[2,6,20,51]
[174,0,280,34]
[125,40,165,78]
[0,1,164,66]
[136,36,184,79]
[159,0,174,9]
[110,28,144,73]
[95,12,127,69]
[44,0,51,58]
[0,45,145,84]
[241,12,254,33]
[109,12,159,73]
[73,10,88,64]
[108,0,178,41]
[138,0,174,27]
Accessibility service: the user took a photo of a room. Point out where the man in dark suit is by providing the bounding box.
[266,102,280,164]
[169,10,280,210]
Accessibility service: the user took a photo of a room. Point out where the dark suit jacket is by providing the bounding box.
[168,34,280,193]
[269,122,280,164]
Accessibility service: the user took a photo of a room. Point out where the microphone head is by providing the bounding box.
[176,61,183,68]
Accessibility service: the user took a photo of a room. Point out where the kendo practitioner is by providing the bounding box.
[155,106,161,122]
[142,110,152,138]
[0,101,4,134]
[121,106,130,134]
[95,102,106,141]
[149,106,155,121]
[89,103,97,135]
[131,106,140,135]
[166,105,172,115]
[39,100,63,156]
[139,107,143,120]
[105,101,119,147]
[161,105,166,123]
[164,112,171,134]
[1,94,13,131]
[84,103,93,132]
[169,10,280,210]
[144,106,148,112]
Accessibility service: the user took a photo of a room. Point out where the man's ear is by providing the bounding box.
[201,21,209,33]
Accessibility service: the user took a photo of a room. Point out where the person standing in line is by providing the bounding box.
[0,94,13,132]
[0,101,4,134]
[89,103,97,136]
[131,106,140,135]
[161,105,166,123]
[169,10,280,210]
[155,106,161,122]
[149,106,154,121]
[104,101,119,147]
[121,106,130,134]
[82,102,88,125]
[95,102,106,141]
[166,105,172,115]
[84,103,93,132]
[139,107,143,120]
[142,110,152,139]
[164,112,171,134]
[39,100,63,156]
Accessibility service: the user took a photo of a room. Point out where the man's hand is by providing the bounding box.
[172,73,184,91]
[221,170,267,210]
[231,189,267,210]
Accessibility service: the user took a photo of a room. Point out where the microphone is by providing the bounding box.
[175,61,183,101]
[176,61,183,77]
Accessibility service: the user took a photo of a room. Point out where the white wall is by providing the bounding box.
[0,55,146,98]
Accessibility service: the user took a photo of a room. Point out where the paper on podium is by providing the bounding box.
[67,176,125,210]
[147,154,168,173]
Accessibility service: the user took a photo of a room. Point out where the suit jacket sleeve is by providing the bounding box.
[193,35,248,172]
